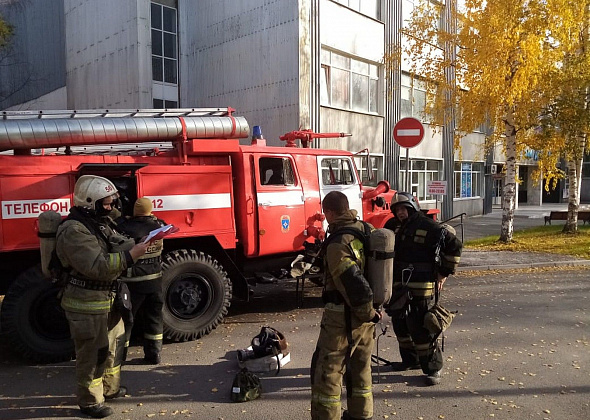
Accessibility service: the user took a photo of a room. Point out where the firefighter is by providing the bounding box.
[383,192,462,385]
[56,175,148,418]
[310,191,382,420]
[117,198,167,364]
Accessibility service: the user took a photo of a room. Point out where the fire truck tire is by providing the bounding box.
[0,265,74,363]
[161,249,232,341]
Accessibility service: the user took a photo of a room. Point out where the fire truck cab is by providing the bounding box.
[0,108,398,363]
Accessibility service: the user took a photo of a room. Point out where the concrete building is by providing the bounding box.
[1,0,570,217]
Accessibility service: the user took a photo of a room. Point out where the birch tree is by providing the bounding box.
[390,0,583,242]
[530,2,590,233]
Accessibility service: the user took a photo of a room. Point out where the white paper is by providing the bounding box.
[142,224,174,244]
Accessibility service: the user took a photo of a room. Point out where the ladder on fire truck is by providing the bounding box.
[0,107,250,153]
[1,107,236,120]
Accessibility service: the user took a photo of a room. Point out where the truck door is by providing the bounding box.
[317,156,363,220]
[254,155,305,255]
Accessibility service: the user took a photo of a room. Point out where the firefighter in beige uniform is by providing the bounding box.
[311,191,382,420]
[57,175,148,419]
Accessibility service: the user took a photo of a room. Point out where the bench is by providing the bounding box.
[544,210,590,225]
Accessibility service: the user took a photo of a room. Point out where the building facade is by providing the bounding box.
[1,0,571,217]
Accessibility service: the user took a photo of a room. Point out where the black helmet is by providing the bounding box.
[390,192,420,213]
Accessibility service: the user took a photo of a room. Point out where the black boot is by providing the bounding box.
[104,385,128,400]
[342,410,372,420]
[80,403,114,418]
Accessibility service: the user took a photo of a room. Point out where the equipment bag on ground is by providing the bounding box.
[230,368,262,402]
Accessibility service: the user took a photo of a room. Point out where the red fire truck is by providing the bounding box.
[0,108,399,363]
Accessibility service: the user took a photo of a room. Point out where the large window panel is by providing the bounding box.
[399,158,442,200]
[321,48,381,115]
[454,162,483,198]
[151,1,178,106]
[352,73,368,112]
[334,0,381,20]
[332,68,350,109]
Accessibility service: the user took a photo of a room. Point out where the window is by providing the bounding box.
[454,162,483,198]
[333,0,381,20]
[399,159,442,201]
[321,158,356,186]
[151,2,179,107]
[153,99,178,109]
[259,157,295,186]
[354,154,384,187]
[321,49,380,114]
[401,73,429,120]
[151,3,177,83]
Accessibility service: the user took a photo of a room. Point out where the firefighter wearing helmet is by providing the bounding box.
[117,198,168,365]
[383,192,462,386]
[56,175,148,418]
[310,191,382,420]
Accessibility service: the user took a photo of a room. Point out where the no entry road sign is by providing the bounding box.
[393,117,424,148]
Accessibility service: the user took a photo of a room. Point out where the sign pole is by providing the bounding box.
[405,147,410,192]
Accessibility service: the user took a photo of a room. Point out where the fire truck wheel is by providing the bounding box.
[161,249,232,341]
[0,265,74,363]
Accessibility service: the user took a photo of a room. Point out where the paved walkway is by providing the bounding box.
[455,203,590,271]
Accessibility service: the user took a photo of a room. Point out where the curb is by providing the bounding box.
[457,259,590,272]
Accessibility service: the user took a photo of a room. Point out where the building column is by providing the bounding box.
[383,0,401,190]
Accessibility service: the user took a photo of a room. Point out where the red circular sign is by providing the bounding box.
[393,117,425,148]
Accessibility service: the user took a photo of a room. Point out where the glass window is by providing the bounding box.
[399,158,442,201]
[354,154,384,187]
[164,33,177,59]
[164,58,177,84]
[151,3,162,30]
[401,72,430,120]
[151,2,178,85]
[334,0,381,20]
[454,161,483,198]
[151,29,162,56]
[332,68,350,109]
[152,2,179,108]
[321,158,355,186]
[163,6,176,32]
[321,47,380,115]
[259,157,295,186]
[351,73,368,112]
[152,56,163,82]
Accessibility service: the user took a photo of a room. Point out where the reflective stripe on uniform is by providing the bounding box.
[312,390,341,407]
[104,364,121,377]
[108,253,123,271]
[349,238,365,265]
[61,296,113,312]
[80,376,103,389]
[351,386,372,399]
[144,333,163,341]
[332,258,356,278]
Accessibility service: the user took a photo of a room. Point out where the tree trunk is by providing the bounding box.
[563,136,585,233]
[500,121,517,242]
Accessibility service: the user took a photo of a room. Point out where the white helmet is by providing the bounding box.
[73,175,118,210]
